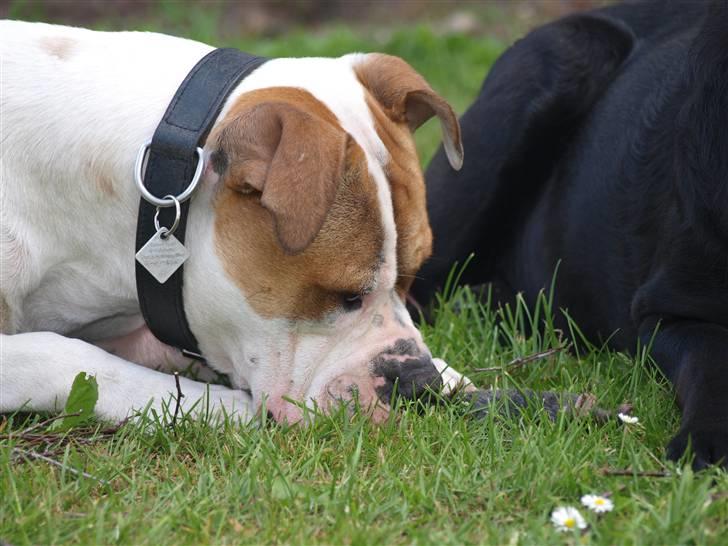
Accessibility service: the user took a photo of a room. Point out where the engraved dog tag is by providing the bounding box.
[135,230,189,284]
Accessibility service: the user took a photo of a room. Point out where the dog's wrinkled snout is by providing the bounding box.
[371,338,443,402]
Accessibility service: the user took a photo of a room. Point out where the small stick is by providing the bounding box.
[12,447,109,485]
[601,467,671,478]
[473,346,565,373]
[0,412,83,440]
[170,372,185,430]
[0,415,127,442]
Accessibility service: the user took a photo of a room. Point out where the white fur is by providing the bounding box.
[1,332,251,421]
[0,21,470,423]
[433,358,473,393]
[0,22,245,420]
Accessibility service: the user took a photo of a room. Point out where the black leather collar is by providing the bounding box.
[135,48,267,357]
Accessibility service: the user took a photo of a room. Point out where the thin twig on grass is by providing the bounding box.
[169,371,185,431]
[0,412,83,440]
[0,415,124,443]
[473,345,566,373]
[601,467,672,478]
[3,415,126,487]
[12,447,109,485]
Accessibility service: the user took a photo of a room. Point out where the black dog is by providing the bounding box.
[413,0,728,469]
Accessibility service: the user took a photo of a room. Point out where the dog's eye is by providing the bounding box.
[341,293,363,312]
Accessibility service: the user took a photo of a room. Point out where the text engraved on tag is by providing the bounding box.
[136,231,189,284]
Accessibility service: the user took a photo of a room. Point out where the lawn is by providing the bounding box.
[2,5,727,545]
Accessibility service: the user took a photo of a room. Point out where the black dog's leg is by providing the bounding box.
[640,319,728,469]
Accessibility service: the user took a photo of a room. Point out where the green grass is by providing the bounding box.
[2,285,727,545]
[2,10,727,546]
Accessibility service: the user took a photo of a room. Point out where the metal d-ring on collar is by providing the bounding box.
[154,194,182,238]
[134,139,204,208]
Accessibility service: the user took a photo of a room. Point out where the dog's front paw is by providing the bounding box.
[666,418,728,470]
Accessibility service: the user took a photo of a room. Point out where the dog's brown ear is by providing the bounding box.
[212,102,348,255]
[355,53,463,170]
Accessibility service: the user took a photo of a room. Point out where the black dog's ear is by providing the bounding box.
[413,13,635,304]
[484,13,635,170]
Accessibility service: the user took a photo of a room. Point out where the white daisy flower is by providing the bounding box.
[551,506,587,532]
[580,494,614,513]
[618,412,639,424]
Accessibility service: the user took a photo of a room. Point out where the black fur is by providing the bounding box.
[413,0,728,469]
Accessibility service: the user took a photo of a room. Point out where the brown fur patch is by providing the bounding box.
[364,94,432,294]
[353,53,463,292]
[84,158,116,197]
[354,52,463,168]
[40,36,76,60]
[212,87,349,254]
[212,88,384,320]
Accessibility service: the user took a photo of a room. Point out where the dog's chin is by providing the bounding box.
[257,374,391,425]
[319,372,391,423]
[264,400,391,426]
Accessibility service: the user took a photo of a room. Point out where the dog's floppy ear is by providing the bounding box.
[355,53,463,170]
[211,102,348,255]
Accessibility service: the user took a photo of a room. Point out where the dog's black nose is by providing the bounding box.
[373,347,443,402]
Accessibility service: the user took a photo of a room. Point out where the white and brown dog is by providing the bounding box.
[0,21,470,424]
